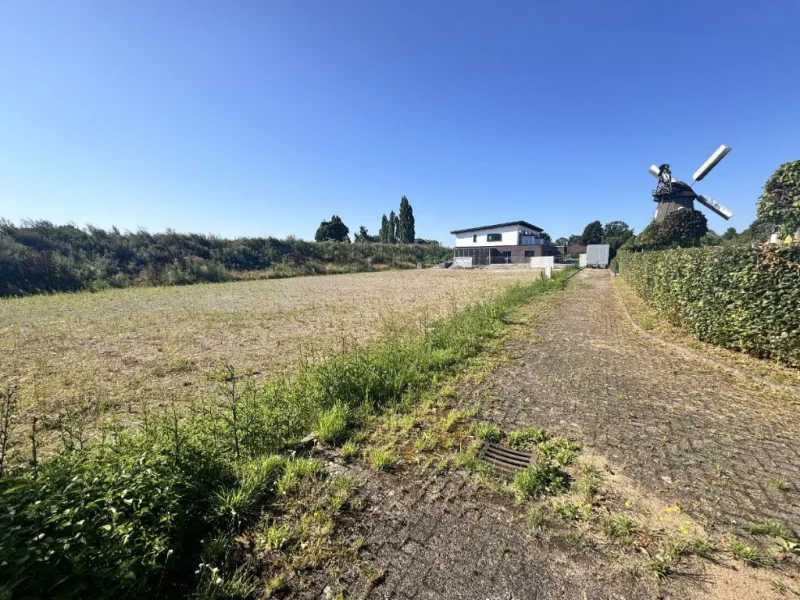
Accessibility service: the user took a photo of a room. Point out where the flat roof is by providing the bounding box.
[450,221,543,235]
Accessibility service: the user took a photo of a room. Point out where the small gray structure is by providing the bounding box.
[586,244,609,268]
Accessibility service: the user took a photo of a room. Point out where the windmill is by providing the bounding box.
[648,145,734,223]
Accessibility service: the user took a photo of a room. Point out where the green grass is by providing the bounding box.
[537,437,580,466]
[602,515,637,544]
[647,553,675,579]
[339,439,359,461]
[369,447,399,471]
[728,538,769,568]
[552,499,592,523]
[471,422,504,443]
[770,477,791,491]
[413,431,438,453]
[574,463,600,502]
[506,427,550,449]
[513,461,570,501]
[315,403,349,444]
[276,458,324,496]
[748,520,794,539]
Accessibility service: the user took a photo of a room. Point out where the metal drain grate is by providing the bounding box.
[479,442,538,476]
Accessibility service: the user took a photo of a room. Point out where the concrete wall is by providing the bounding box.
[530,256,555,269]
[453,257,473,268]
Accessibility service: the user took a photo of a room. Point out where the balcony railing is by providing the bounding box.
[520,236,543,245]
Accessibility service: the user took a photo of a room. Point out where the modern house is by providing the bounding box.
[450,221,555,265]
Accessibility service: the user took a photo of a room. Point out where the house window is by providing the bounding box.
[524,250,535,258]
[487,233,502,242]
[473,234,477,243]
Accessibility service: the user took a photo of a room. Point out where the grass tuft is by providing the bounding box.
[276,458,324,496]
[506,427,550,449]
[369,447,398,472]
[748,520,793,539]
[471,422,504,443]
[728,538,769,568]
[513,461,569,501]
[315,403,349,445]
[339,439,359,461]
[602,515,637,544]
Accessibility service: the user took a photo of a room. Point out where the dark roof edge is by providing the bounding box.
[449,221,543,234]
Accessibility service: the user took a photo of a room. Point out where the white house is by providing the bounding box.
[450,221,555,265]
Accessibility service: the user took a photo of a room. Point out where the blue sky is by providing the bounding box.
[1,1,799,243]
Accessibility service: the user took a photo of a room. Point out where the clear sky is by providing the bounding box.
[1,1,799,243]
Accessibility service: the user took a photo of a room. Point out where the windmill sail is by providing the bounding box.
[692,145,731,183]
[696,194,733,220]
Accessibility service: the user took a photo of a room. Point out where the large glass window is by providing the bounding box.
[487,233,502,242]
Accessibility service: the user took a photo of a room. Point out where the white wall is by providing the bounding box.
[529,256,554,269]
[454,225,541,248]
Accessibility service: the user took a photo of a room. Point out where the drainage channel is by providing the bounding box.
[479,442,538,476]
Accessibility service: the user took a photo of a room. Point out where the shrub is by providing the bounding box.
[0,440,228,598]
[617,245,800,366]
[757,160,800,238]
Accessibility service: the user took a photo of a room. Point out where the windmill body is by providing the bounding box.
[648,145,734,223]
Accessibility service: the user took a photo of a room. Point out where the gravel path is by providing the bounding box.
[328,269,800,599]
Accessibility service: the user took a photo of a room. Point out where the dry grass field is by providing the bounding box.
[1,268,543,433]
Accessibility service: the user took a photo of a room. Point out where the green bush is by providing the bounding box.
[0,439,232,598]
[617,245,800,366]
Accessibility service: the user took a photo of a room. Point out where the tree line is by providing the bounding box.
[316,196,427,244]
[552,220,635,258]
[0,220,451,297]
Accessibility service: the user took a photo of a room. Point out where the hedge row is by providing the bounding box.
[616,245,800,366]
[0,220,452,297]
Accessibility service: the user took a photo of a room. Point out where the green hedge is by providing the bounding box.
[617,245,800,366]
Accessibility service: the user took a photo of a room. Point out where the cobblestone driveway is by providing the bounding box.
[329,270,800,599]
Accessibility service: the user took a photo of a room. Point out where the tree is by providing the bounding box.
[354,225,370,243]
[581,221,602,245]
[602,221,632,239]
[660,209,708,247]
[379,215,389,243]
[539,232,552,244]
[601,221,634,257]
[397,196,416,244]
[314,215,350,242]
[567,234,582,246]
[555,237,568,247]
[722,227,737,241]
[388,211,397,244]
[756,160,800,239]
